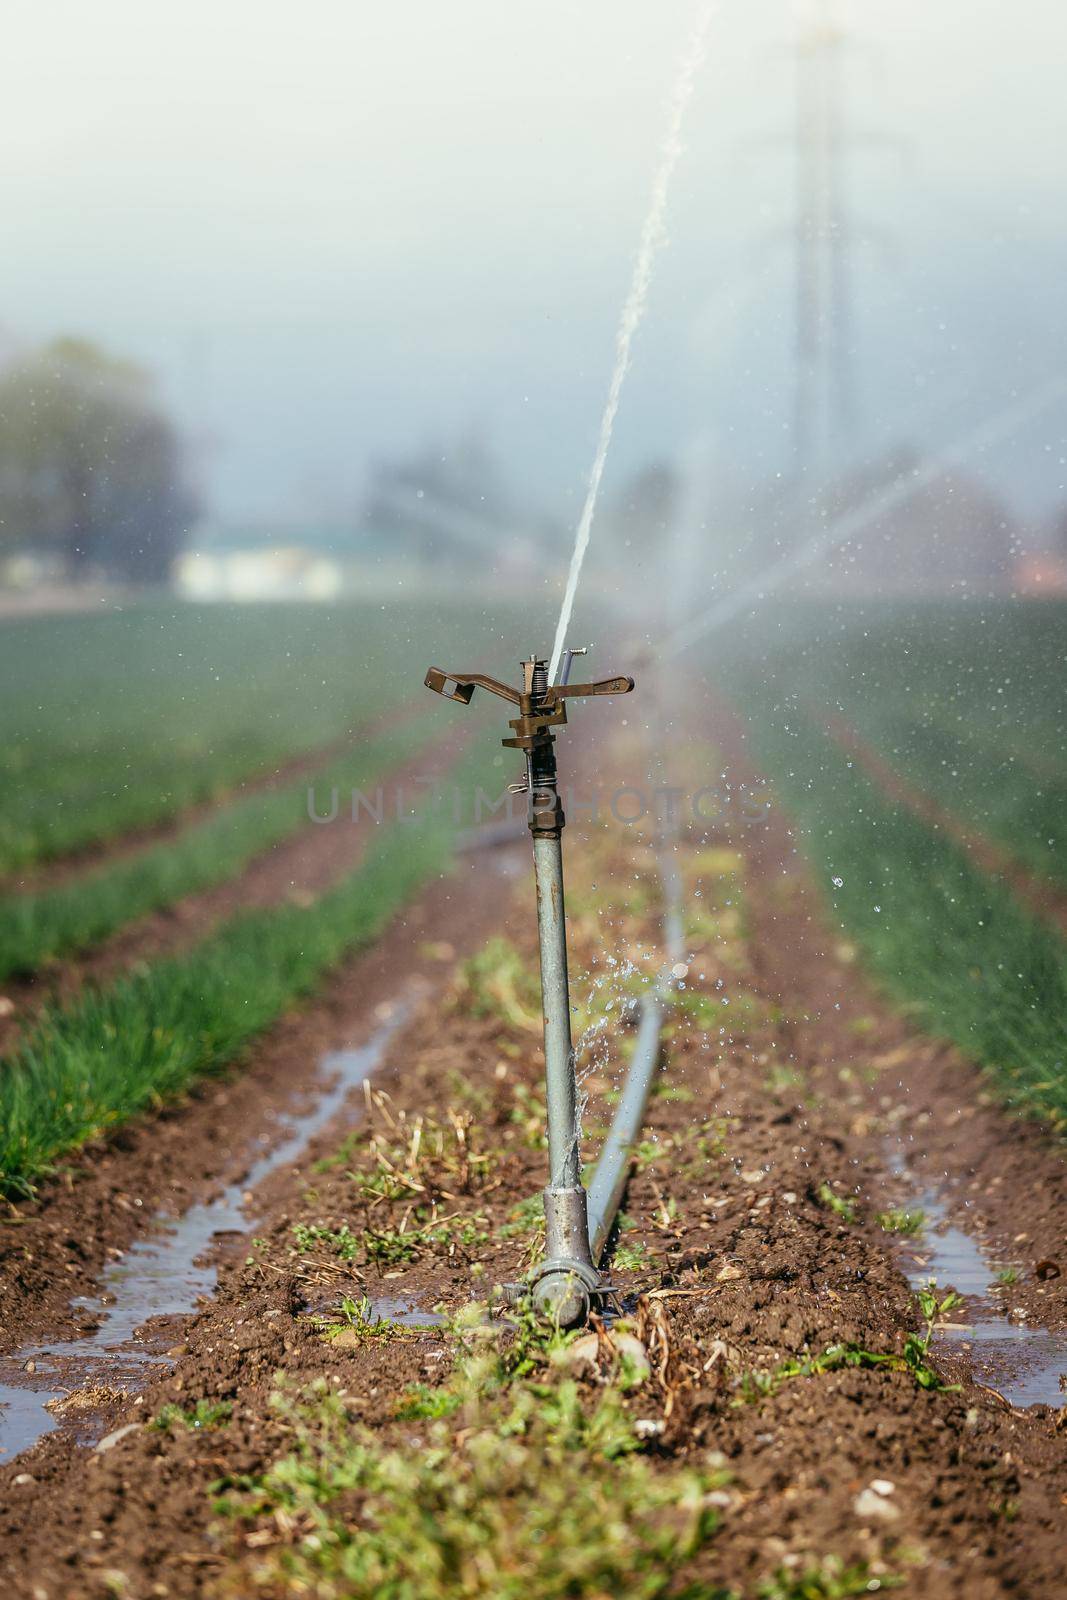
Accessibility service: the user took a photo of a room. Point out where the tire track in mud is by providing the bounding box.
[0,718,466,1058]
[0,713,1064,1598]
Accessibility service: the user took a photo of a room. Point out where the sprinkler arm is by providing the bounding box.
[552,675,634,699]
[423,668,521,706]
[426,665,634,762]
[425,666,633,713]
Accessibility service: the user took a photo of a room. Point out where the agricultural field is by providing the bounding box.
[0,599,514,1187]
[5,0,1067,1591]
[0,597,1065,1599]
[0,600,498,875]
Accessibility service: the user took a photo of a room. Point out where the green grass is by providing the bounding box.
[867,711,1067,888]
[877,1207,925,1236]
[0,737,496,1192]
[758,1559,902,1599]
[816,1183,857,1224]
[151,1399,232,1433]
[719,600,1067,889]
[0,721,433,980]
[458,936,542,1031]
[729,690,1067,1123]
[213,1308,731,1600]
[0,598,509,872]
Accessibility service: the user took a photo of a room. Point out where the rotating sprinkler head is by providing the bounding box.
[424,650,635,1324]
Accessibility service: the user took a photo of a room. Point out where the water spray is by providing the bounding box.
[547,1,714,682]
[663,372,1067,660]
[425,651,634,1324]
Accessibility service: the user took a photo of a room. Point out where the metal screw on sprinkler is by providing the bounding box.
[424,650,634,1325]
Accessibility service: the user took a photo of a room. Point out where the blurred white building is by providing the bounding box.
[176,544,342,602]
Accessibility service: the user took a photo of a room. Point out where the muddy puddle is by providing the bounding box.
[367,1297,444,1328]
[890,1150,1067,1409]
[0,1001,411,1461]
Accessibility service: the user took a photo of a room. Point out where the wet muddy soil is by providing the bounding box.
[0,824,515,1358]
[0,1004,414,1461]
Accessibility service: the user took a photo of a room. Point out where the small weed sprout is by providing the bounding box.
[738,1284,962,1403]
[510,1082,549,1148]
[633,1137,667,1172]
[151,1399,232,1433]
[458,937,542,1032]
[912,1282,963,1348]
[312,1294,404,1343]
[290,1221,360,1259]
[499,1193,544,1238]
[758,1555,903,1598]
[499,1193,545,1269]
[395,1384,463,1421]
[612,1239,650,1272]
[765,1062,805,1094]
[876,1207,926,1235]
[816,1182,858,1224]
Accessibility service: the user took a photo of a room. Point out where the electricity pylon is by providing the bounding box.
[785,1,895,483]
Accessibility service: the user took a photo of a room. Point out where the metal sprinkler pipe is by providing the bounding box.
[424,651,634,1325]
[525,663,596,1326]
[585,991,666,1262]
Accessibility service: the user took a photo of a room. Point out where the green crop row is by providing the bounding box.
[0,717,436,981]
[731,688,1067,1125]
[0,735,500,1193]
[857,711,1067,890]
[717,599,1067,893]
[0,598,511,872]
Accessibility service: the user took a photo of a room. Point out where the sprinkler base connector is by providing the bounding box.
[530,1184,600,1327]
[493,1188,618,1324]
[530,1261,600,1328]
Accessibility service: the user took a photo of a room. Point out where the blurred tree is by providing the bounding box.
[0,337,197,583]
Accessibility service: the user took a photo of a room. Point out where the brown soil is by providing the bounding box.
[0,721,465,1059]
[0,704,1065,1597]
[819,706,1067,939]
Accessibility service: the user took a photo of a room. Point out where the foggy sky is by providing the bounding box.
[3,1,1066,526]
